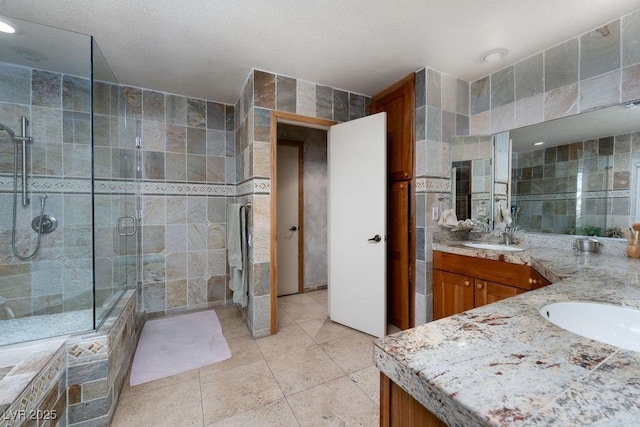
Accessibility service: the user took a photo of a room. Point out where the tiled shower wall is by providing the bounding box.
[468,10,640,136]
[235,69,371,337]
[120,86,237,316]
[414,68,470,325]
[512,131,640,234]
[0,63,96,320]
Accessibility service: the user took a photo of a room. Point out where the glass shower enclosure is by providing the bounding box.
[0,15,140,346]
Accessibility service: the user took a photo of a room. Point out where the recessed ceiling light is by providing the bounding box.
[0,17,20,34]
[533,142,545,146]
[481,48,509,64]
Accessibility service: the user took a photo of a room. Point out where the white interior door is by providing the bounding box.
[277,144,300,296]
[328,112,387,338]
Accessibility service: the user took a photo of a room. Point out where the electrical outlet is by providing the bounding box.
[432,207,439,221]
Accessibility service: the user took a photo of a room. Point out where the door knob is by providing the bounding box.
[289,226,298,231]
[368,235,382,243]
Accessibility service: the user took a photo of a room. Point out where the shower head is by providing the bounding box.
[0,122,17,138]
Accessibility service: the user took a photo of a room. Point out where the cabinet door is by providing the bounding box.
[528,268,551,289]
[433,270,474,320]
[474,280,526,308]
[370,74,414,181]
[388,181,410,329]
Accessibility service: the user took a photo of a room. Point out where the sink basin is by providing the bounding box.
[462,242,524,252]
[540,301,640,352]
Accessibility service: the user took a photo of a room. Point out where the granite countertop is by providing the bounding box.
[374,241,640,426]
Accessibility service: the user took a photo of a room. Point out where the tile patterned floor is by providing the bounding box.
[112,290,381,426]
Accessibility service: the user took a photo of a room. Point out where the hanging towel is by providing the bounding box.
[438,209,459,227]
[500,207,513,226]
[226,203,248,307]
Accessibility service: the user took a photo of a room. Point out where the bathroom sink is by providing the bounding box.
[539,301,640,352]
[462,242,524,252]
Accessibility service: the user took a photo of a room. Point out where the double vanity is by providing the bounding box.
[374,239,640,426]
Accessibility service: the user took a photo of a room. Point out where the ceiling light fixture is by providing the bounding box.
[533,142,545,146]
[481,48,509,64]
[0,17,20,34]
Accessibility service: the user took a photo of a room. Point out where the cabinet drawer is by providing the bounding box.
[474,279,526,307]
[434,251,532,290]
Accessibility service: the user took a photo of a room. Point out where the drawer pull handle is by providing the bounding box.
[464,280,470,287]
[476,283,484,290]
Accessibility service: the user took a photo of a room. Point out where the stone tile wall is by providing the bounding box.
[116,86,236,317]
[65,290,141,426]
[0,63,95,323]
[469,9,640,136]
[414,68,470,325]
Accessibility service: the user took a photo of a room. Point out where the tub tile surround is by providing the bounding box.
[0,339,67,424]
[376,242,640,425]
[0,290,142,427]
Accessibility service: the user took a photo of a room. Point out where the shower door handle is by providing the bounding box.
[117,215,138,236]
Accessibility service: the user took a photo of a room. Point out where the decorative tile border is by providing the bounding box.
[416,177,451,193]
[140,181,234,196]
[1,346,66,426]
[1,176,276,197]
[0,177,237,197]
[471,192,491,200]
[0,176,92,194]
[514,190,629,201]
[495,182,508,195]
[236,178,270,196]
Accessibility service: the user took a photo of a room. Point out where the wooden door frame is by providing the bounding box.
[270,111,337,334]
[276,139,305,296]
[370,72,416,328]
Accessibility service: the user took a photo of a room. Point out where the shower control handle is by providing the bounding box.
[289,226,297,231]
[368,235,382,243]
[117,215,138,236]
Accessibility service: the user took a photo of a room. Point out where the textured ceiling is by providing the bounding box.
[1,0,639,104]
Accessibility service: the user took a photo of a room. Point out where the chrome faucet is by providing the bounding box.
[503,228,513,245]
[503,226,523,245]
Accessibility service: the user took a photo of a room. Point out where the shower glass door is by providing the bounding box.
[92,38,141,328]
[0,16,96,345]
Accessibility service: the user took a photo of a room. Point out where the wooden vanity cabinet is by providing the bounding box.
[433,251,549,320]
[380,373,446,427]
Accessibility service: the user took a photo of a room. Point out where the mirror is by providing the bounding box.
[508,102,640,237]
[450,135,493,228]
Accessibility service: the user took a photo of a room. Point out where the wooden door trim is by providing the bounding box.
[270,111,337,335]
[371,73,416,105]
[277,139,305,295]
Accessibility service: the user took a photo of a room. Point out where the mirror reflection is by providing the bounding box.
[508,102,640,237]
[450,135,492,229]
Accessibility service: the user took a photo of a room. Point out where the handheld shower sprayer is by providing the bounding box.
[2,117,50,260]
